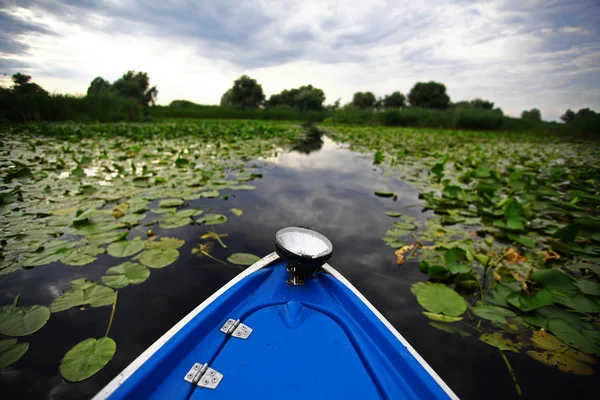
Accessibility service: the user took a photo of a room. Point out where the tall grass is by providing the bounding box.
[149,104,330,122]
[0,90,142,123]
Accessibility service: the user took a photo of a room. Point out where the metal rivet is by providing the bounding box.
[236,331,241,336]
[203,380,209,385]
[209,370,215,376]
[187,374,193,378]
[212,377,218,383]
[194,365,199,370]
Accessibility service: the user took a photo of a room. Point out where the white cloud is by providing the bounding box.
[1,0,599,120]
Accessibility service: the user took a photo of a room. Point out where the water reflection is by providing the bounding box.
[290,126,324,154]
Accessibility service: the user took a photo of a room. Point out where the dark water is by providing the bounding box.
[1,133,597,399]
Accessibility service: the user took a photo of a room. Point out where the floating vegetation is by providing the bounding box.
[328,124,600,393]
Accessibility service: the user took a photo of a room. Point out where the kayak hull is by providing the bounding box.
[95,253,457,400]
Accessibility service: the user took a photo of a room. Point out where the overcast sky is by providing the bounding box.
[1,0,599,120]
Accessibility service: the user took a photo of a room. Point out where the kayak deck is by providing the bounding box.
[99,254,455,399]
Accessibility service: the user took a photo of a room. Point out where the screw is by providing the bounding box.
[209,371,215,376]
[204,380,209,385]
[187,374,193,378]
[194,365,199,370]
[212,377,218,383]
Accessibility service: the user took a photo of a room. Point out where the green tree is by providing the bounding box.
[111,71,158,107]
[11,73,47,94]
[560,109,576,123]
[382,91,406,109]
[87,77,112,96]
[408,82,450,109]
[266,85,326,111]
[576,108,596,119]
[351,92,377,109]
[521,108,541,122]
[222,75,265,109]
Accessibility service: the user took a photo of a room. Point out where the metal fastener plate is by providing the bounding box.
[220,319,236,334]
[198,368,223,389]
[232,323,252,339]
[184,363,204,384]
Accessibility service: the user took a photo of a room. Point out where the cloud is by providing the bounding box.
[0,0,599,120]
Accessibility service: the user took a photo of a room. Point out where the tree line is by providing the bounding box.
[218,75,597,123]
[1,71,598,132]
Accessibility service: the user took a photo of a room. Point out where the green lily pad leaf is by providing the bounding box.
[159,199,184,208]
[146,237,185,250]
[415,283,467,316]
[227,253,261,266]
[50,279,114,313]
[230,208,243,216]
[62,252,96,267]
[422,312,463,322]
[393,221,418,230]
[487,283,516,307]
[87,230,128,245]
[120,213,146,225]
[228,184,255,190]
[196,213,228,225]
[575,279,600,296]
[472,305,516,324]
[480,332,520,352]
[101,262,150,288]
[431,162,444,177]
[532,269,579,295]
[410,282,427,296]
[506,288,553,312]
[552,292,600,313]
[172,208,202,218]
[374,190,395,198]
[553,223,580,243]
[506,233,535,248]
[73,208,96,222]
[70,167,85,177]
[199,190,220,198]
[159,214,193,229]
[60,337,116,382]
[0,305,50,336]
[74,221,119,236]
[385,211,402,217]
[429,322,470,337]
[107,238,145,258]
[0,339,29,369]
[139,249,179,269]
[547,318,599,355]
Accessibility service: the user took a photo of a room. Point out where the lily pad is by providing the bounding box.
[422,312,463,322]
[60,337,116,382]
[102,262,150,288]
[196,213,228,225]
[547,318,600,355]
[227,253,261,266]
[506,288,553,312]
[479,332,520,352]
[0,305,50,336]
[415,283,467,316]
[230,208,243,216]
[159,198,184,208]
[374,190,395,198]
[50,279,115,313]
[0,339,29,369]
[472,305,516,325]
[146,237,185,250]
[107,238,145,258]
[138,249,179,269]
